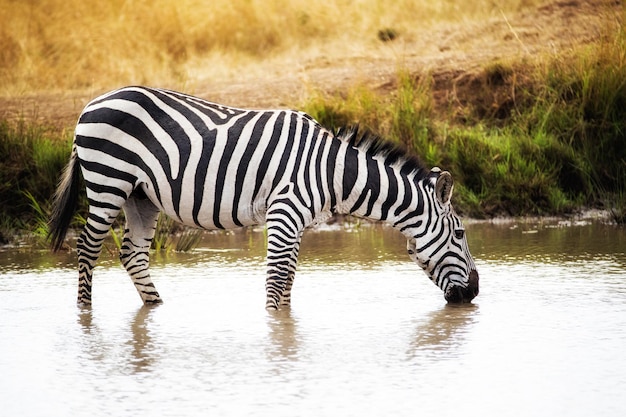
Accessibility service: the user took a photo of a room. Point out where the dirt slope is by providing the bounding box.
[0,0,617,128]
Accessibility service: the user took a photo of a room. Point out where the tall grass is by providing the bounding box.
[541,39,626,193]
[303,79,576,217]
[23,190,49,245]
[514,18,626,218]
[1,0,540,93]
[300,20,626,221]
[0,121,72,228]
[305,71,437,161]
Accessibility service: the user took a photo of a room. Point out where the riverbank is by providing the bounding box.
[0,0,624,243]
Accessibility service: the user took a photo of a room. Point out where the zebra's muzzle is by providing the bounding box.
[444,269,479,303]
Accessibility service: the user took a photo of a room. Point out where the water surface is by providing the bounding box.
[1,219,625,416]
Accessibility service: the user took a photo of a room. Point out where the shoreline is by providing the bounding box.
[1,209,621,251]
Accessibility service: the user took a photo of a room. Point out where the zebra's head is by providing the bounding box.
[403,168,479,303]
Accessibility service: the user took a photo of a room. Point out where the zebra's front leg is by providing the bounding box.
[120,196,162,305]
[278,230,303,308]
[265,222,303,311]
[279,274,295,308]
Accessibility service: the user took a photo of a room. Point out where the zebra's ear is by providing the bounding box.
[435,170,454,205]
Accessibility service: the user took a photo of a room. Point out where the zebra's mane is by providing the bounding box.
[335,126,428,177]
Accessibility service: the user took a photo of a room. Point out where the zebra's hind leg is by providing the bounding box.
[120,195,162,305]
[77,207,121,306]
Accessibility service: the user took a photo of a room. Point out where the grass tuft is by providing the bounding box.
[152,213,203,253]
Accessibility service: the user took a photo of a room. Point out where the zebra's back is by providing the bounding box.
[75,86,335,230]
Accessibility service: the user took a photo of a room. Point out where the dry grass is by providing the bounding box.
[1,0,541,94]
[0,0,623,231]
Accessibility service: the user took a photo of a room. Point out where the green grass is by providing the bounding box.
[0,120,73,231]
[152,213,204,252]
[22,190,49,246]
[0,120,207,249]
[444,126,581,217]
[300,29,626,221]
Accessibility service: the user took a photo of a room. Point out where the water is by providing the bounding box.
[1,219,625,417]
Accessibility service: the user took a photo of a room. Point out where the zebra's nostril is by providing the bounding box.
[445,273,479,303]
[444,286,464,303]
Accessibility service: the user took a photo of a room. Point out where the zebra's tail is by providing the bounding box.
[48,145,81,252]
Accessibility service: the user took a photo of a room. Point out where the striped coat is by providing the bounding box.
[49,86,479,309]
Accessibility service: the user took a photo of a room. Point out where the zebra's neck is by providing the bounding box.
[334,141,421,225]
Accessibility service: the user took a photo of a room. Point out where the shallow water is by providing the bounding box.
[1,219,625,417]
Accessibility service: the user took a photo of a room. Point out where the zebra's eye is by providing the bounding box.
[454,229,465,239]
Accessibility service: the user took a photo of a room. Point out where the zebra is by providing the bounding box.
[48,86,479,309]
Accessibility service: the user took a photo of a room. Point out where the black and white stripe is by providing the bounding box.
[49,86,479,309]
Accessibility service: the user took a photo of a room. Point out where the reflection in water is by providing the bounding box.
[407,304,478,361]
[266,309,301,364]
[77,307,107,365]
[77,305,158,374]
[127,306,158,373]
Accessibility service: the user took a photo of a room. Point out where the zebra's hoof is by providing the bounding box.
[77,299,92,307]
[265,304,279,311]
